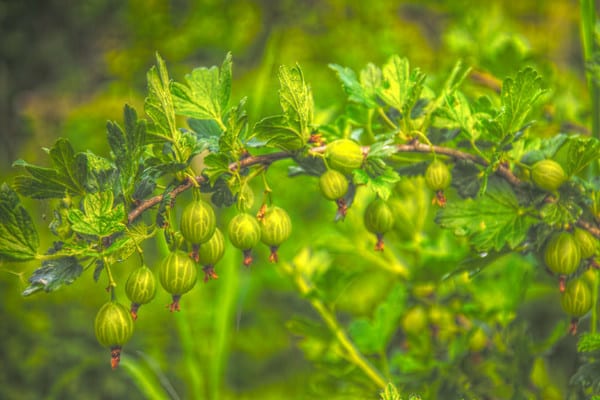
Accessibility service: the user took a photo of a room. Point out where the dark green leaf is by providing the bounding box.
[253,115,305,151]
[221,97,249,156]
[84,151,116,192]
[436,178,535,251]
[203,153,231,186]
[0,184,39,261]
[107,105,146,199]
[22,256,83,296]
[13,138,87,199]
[329,63,380,108]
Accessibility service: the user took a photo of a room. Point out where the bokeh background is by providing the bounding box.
[0,1,593,399]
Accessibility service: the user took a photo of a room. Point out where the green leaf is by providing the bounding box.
[171,52,232,124]
[554,135,600,176]
[203,153,231,186]
[253,115,306,151]
[68,191,126,237]
[498,67,546,136]
[13,138,87,199]
[107,105,146,200]
[145,53,179,143]
[0,184,39,261]
[253,64,314,150]
[22,256,82,296]
[279,63,313,141]
[436,178,535,251]
[348,284,406,354]
[353,160,400,201]
[329,63,380,108]
[378,55,426,117]
[221,97,249,156]
[187,119,222,152]
[577,333,600,353]
[539,200,582,228]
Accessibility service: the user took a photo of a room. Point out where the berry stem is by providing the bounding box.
[281,260,387,389]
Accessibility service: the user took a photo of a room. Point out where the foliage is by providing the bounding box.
[2,1,600,399]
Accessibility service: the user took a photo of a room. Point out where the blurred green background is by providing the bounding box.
[0,0,593,399]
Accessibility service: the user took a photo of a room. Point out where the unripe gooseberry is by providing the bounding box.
[180,199,216,245]
[574,227,598,259]
[260,206,292,263]
[401,305,428,336]
[94,301,134,369]
[125,265,157,320]
[425,159,452,191]
[319,169,350,219]
[531,159,567,192]
[228,213,261,266]
[561,278,593,335]
[159,251,198,312]
[425,159,452,207]
[325,139,364,175]
[319,169,349,201]
[544,232,581,289]
[198,228,225,281]
[364,198,394,251]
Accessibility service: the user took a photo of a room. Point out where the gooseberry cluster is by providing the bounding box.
[529,159,599,334]
[94,193,293,368]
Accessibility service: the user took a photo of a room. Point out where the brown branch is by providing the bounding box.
[127,141,600,242]
[127,151,293,224]
[395,141,523,187]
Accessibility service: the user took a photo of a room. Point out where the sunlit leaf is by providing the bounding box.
[378,55,426,117]
[145,53,179,143]
[436,178,535,251]
[171,52,232,123]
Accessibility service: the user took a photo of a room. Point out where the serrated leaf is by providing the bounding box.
[203,153,231,186]
[171,52,231,124]
[68,191,126,237]
[253,115,306,151]
[329,63,380,108]
[554,135,600,176]
[221,97,249,156]
[499,67,546,136]
[577,333,600,353]
[378,55,426,117]
[145,53,179,144]
[539,200,581,227]
[13,138,87,199]
[22,256,82,296]
[0,184,39,261]
[348,284,406,354]
[436,178,535,251]
[279,64,313,140]
[107,105,146,200]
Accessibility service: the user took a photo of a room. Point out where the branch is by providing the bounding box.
[127,151,293,223]
[126,141,600,241]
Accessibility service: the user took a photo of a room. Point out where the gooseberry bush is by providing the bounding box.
[4,49,600,398]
